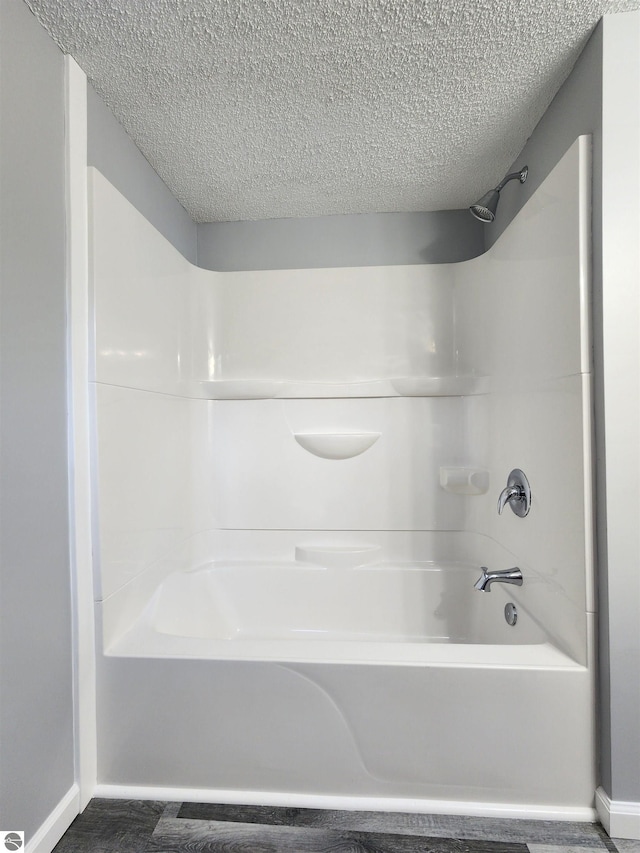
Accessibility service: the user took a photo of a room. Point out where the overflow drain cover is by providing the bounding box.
[504,602,518,626]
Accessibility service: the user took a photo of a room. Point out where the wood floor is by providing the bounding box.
[53,799,639,853]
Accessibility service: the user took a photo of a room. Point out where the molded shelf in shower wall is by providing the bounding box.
[190,375,490,400]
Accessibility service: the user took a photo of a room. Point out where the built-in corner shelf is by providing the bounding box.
[439,467,490,495]
[294,432,380,460]
[192,375,489,400]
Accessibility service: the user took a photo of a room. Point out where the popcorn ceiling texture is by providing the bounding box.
[27,0,640,222]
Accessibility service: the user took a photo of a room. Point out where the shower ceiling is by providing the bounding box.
[27,0,639,222]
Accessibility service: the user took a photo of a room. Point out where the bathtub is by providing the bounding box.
[107,558,577,668]
[99,554,595,814]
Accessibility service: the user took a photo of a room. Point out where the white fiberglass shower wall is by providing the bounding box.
[90,137,595,816]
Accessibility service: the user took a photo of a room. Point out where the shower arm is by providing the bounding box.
[496,166,529,193]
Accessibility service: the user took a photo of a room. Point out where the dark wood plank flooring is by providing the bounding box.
[52,799,637,853]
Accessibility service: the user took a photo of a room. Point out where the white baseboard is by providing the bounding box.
[596,787,640,840]
[95,784,597,823]
[26,784,79,853]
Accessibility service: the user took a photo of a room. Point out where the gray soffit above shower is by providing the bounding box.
[26,0,640,223]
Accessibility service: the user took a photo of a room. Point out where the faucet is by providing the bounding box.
[497,469,532,517]
[474,566,523,592]
[497,484,525,514]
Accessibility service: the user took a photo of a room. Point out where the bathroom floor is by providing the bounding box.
[52,799,640,853]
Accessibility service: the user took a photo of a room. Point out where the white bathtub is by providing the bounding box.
[99,556,595,814]
[106,559,577,668]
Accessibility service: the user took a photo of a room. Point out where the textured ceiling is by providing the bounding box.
[27,0,640,222]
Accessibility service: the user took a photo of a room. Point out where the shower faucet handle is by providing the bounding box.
[497,485,525,514]
[497,469,531,517]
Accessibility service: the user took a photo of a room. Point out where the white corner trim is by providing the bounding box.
[26,784,79,853]
[65,54,97,811]
[95,784,597,823]
[596,787,640,840]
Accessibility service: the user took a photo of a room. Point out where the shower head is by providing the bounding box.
[469,166,528,223]
[469,189,500,223]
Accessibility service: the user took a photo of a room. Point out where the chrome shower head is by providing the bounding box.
[469,189,500,223]
[469,165,528,223]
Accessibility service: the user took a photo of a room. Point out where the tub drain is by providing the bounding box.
[504,602,518,626]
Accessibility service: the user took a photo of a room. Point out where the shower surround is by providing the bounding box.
[91,138,595,817]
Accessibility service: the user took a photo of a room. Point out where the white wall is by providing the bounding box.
[89,165,465,610]
[89,169,209,609]
[0,0,76,842]
[454,137,593,666]
[91,141,591,659]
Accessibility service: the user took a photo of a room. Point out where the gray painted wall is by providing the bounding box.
[0,0,75,838]
[598,11,640,807]
[2,0,633,829]
[483,23,625,801]
[197,208,484,271]
[87,83,483,271]
[87,53,483,272]
[87,84,197,264]
[485,25,603,250]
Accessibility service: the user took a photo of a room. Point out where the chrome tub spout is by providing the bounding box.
[474,566,523,592]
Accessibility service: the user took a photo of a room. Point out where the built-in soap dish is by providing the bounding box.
[439,467,490,495]
[294,432,380,460]
[295,545,382,569]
